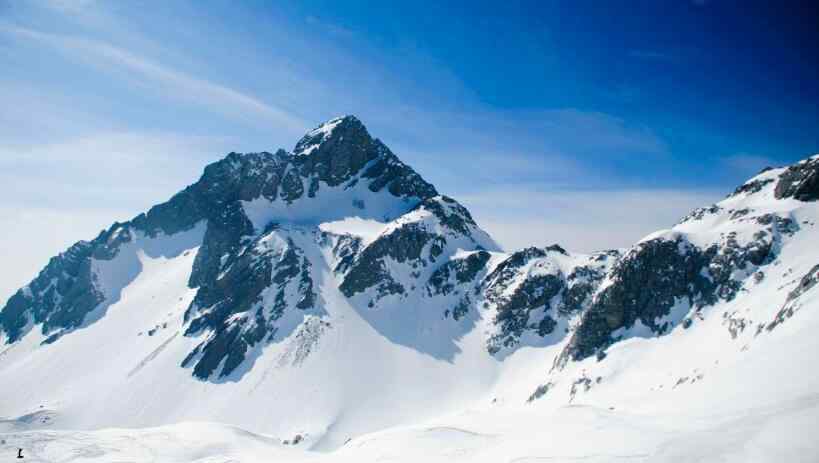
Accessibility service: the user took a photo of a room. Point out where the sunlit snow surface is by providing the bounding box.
[318,217,386,244]
[2,162,819,462]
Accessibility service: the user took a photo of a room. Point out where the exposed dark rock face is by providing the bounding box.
[484,248,548,296]
[339,223,431,299]
[182,234,319,380]
[189,203,255,288]
[767,263,819,331]
[678,205,722,225]
[729,208,752,220]
[774,157,819,202]
[785,263,819,303]
[294,117,379,187]
[559,261,611,316]
[293,116,437,200]
[0,221,143,344]
[422,196,478,236]
[483,248,616,355]
[328,234,363,275]
[338,196,481,299]
[527,381,554,403]
[1,240,101,343]
[559,237,714,364]
[488,273,564,354]
[134,150,291,239]
[754,214,798,235]
[427,251,491,297]
[730,178,774,198]
[426,250,492,322]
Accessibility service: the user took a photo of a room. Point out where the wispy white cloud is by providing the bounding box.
[0,24,308,133]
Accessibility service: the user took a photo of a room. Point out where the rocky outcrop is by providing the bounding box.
[766,263,819,332]
[483,247,617,355]
[426,250,492,322]
[293,116,437,200]
[774,156,819,202]
[1,240,101,344]
[427,251,491,297]
[337,223,428,298]
[182,232,319,380]
[488,273,564,353]
[559,237,714,363]
[339,195,488,300]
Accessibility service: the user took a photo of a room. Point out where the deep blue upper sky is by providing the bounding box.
[271,0,819,176]
[0,0,818,299]
[3,1,817,187]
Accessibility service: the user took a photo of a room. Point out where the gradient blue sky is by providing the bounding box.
[1,0,817,301]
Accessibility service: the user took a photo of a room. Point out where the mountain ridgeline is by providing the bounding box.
[2,116,818,390]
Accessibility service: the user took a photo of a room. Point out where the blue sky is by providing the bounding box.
[1,0,817,301]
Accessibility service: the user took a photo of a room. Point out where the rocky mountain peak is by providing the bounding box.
[293,115,363,156]
[292,115,375,185]
[294,116,437,200]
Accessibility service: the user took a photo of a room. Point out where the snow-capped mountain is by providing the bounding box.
[1,117,817,462]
